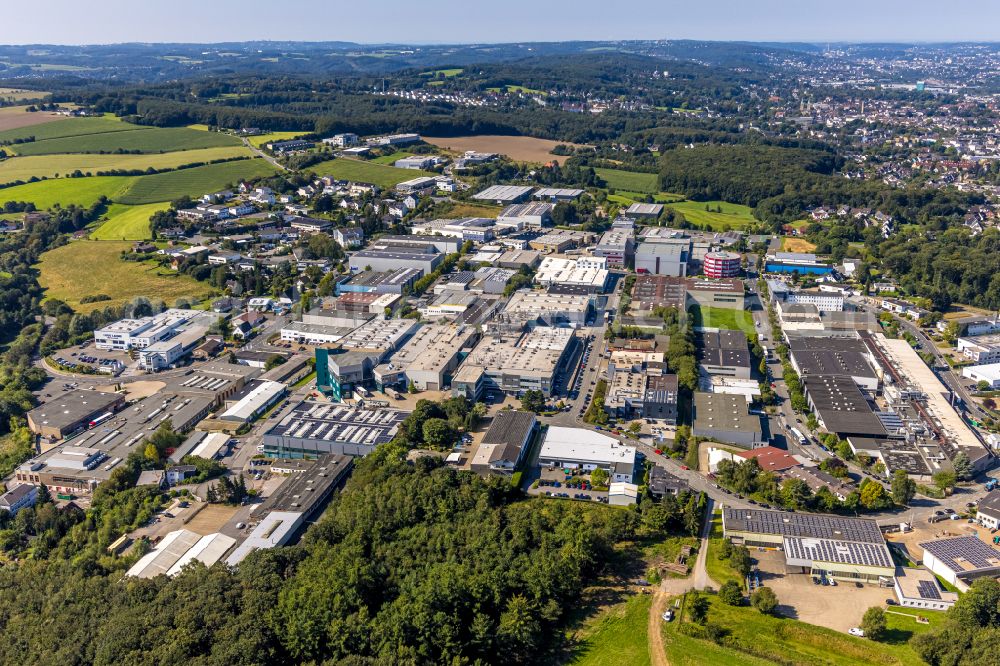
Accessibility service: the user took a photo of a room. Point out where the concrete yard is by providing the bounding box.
[752,550,894,632]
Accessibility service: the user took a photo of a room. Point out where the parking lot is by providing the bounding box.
[526,466,609,504]
[49,340,132,376]
[750,550,895,632]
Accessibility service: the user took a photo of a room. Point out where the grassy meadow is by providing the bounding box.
[90,202,169,241]
[115,159,278,204]
[36,241,212,312]
[0,115,140,144]
[0,176,135,208]
[309,158,433,189]
[10,127,240,156]
[595,168,660,194]
[0,146,252,184]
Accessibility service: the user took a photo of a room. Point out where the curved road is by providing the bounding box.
[241,137,289,172]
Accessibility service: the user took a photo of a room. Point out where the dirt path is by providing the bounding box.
[692,497,719,590]
[648,585,671,666]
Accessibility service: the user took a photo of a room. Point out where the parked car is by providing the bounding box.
[849,627,865,637]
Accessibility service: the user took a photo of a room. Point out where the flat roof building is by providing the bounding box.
[452,326,573,399]
[501,291,591,327]
[723,506,894,583]
[893,567,958,610]
[635,240,689,277]
[27,389,126,440]
[534,188,584,202]
[802,375,887,438]
[691,393,763,448]
[921,535,1000,592]
[789,347,879,391]
[262,402,407,458]
[625,203,664,218]
[594,228,635,269]
[217,380,286,423]
[497,202,554,229]
[374,323,479,391]
[473,185,534,205]
[538,426,638,483]
[534,256,609,293]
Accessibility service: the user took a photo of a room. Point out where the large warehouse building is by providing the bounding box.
[722,506,895,584]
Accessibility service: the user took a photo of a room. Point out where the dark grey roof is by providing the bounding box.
[786,336,867,354]
[978,489,1000,520]
[723,506,884,544]
[482,410,537,449]
[648,465,687,495]
[785,535,892,568]
[262,454,353,515]
[920,536,1000,574]
[699,347,751,370]
[791,349,877,379]
[700,330,748,351]
[802,375,887,437]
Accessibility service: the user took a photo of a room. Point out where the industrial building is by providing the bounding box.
[635,239,690,276]
[593,228,635,269]
[0,484,37,516]
[691,393,764,448]
[722,506,895,584]
[624,203,663,218]
[893,567,958,610]
[789,343,880,391]
[470,410,537,475]
[958,334,1000,364]
[95,308,209,351]
[534,256,609,293]
[374,323,479,391]
[630,275,687,311]
[685,278,746,310]
[533,188,584,202]
[801,375,887,438]
[962,363,1000,389]
[27,389,126,440]
[226,455,353,565]
[497,202,554,228]
[336,268,423,295]
[920,536,1000,592]
[472,185,534,205]
[349,239,444,274]
[763,252,833,275]
[698,330,751,379]
[703,251,742,278]
[411,217,497,242]
[452,326,574,399]
[126,529,237,579]
[500,291,592,327]
[216,380,286,424]
[261,402,407,458]
[538,426,638,483]
[527,229,595,253]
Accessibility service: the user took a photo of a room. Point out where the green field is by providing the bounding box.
[703,510,742,588]
[0,176,135,208]
[0,88,47,102]
[247,131,309,148]
[90,202,169,241]
[309,158,433,189]
[0,115,140,145]
[116,159,278,205]
[370,151,415,165]
[568,594,651,666]
[689,305,756,336]
[487,84,547,95]
[11,127,241,156]
[662,595,922,666]
[421,68,463,78]
[36,240,213,312]
[665,200,757,231]
[596,168,660,194]
[0,146,252,184]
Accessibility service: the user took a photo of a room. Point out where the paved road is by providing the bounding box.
[241,137,289,172]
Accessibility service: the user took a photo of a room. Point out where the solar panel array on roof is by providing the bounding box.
[920,536,1000,573]
[784,536,892,568]
[917,580,942,600]
[724,507,884,543]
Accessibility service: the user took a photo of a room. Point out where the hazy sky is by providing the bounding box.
[1,0,998,44]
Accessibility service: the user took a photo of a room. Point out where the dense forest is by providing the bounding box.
[0,439,705,665]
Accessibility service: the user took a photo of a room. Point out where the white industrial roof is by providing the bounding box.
[225,510,304,566]
[190,432,231,459]
[219,380,286,422]
[165,532,237,576]
[540,427,636,466]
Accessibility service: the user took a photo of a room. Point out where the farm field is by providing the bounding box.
[11,126,241,156]
[91,202,169,241]
[567,594,650,666]
[247,131,309,148]
[487,85,546,95]
[0,88,48,102]
[781,236,818,252]
[0,146,252,184]
[689,304,757,336]
[308,157,433,189]
[665,200,757,231]
[0,106,68,133]
[423,135,585,164]
[0,176,135,209]
[421,68,463,78]
[371,151,415,165]
[115,159,278,205]
[595,168,659,194]
[0,114,140,144]
[661,595,922,666]
[36,241,213,312]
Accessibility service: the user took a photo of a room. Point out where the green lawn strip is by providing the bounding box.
[664,200,757,231]
[703,510,742,588]
[688,304,756,336]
